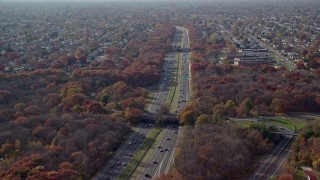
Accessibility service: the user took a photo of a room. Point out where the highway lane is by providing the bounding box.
[134,127,178,179]
[267,146,292,179]
[93,125,153,180]
[147,27,190,178]
[132,26,190,179]
[94,27,188,180]
[148,52,177,114]
[159,127,180,175]
[110,51,175,179]
[249,135,293,180]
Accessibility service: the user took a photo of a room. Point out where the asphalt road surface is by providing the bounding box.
[135,26,190,179]
[249,135,293,180]
[135,126,179,180]
[93,26,190,180]
[93,125,153,180]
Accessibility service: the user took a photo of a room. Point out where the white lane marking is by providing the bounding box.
[270,149,292,179]
[250,137,288,180]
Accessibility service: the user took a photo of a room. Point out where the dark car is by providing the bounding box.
[145,173,151,178]
[153,161,158,164]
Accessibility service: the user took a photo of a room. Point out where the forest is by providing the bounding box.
[277,120,320,179]
[173,123,282,180]
[0,22,174,179]
[178,63,320,126]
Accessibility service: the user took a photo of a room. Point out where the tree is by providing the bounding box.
[124,108,143,123]
[236,98,253,117]
[195,114,210,127]
[0,90,12,105]
[180,110,196,126]
[225,100,236,116]
[270,98,290,113]
[100,94,110,105]
[24,106,42,115]
[278,173,294,180]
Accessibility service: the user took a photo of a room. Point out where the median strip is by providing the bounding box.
[118,128,162,180]
[129,129,166,179]
[167,53,181,113]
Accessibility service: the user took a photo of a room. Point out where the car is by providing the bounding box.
[174,131,178,133]
[145,173,151,178]
[160,150,164,152]
[153,161,158,164]
[129,154,133,157]
[166,138,170,140]
[156,109,159,111]
[122,162,126,166]
[165,148,169,151]
[158,146,162,148]
[139,133,143,136]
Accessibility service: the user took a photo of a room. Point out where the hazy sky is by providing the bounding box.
[0,0,255,2]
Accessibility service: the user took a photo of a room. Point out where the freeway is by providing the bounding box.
[135,126,179,180]
[93,124,154,180]
[94,26,191,180]
[132,26,191,179]
[249,135,293,180]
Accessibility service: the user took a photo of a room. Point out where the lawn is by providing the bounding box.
[119,128,162,179]
[234,120,254,128]
[287,118,310,131]
[260,118,295,131]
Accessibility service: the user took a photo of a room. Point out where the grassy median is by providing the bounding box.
[167,53,181,113]
[129,129,166,179]
[119,128,162,179]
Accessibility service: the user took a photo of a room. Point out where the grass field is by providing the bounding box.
[261,118,295,131]
[119,128,162,179]
[234,120,254,128]
[234,116,311,132]
[287,118,310,131]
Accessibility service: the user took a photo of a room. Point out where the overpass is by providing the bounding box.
[142,113,179,125]
[170,46,191,52]
[270,132,298,136]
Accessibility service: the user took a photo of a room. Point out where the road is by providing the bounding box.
[93,49,176,180]
[133,26,191,179]
[245,31,295,70]
[93,26,190,180]
[302,167,318,180]
[93,125,154,180]
[249,135,293,180]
